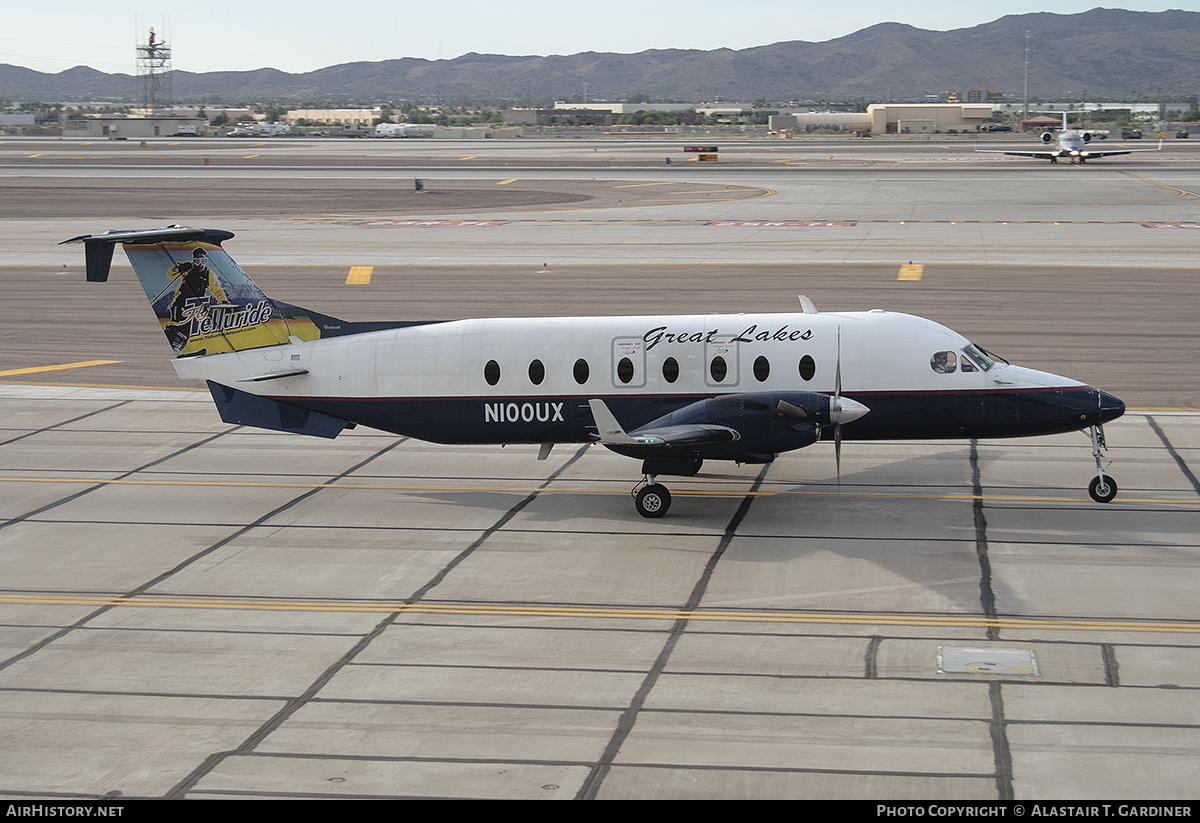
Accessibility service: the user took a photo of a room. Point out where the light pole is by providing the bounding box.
[1023,32,1031,122]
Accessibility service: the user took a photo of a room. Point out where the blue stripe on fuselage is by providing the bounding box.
[261,386,1121,447]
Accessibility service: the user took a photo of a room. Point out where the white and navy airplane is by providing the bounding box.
[977,111,1162,164]
[62,226,1126,517]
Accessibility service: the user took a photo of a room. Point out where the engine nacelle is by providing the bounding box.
[1081,132,1092,143]
[1040,131,1054,143]
[610,391,829,462]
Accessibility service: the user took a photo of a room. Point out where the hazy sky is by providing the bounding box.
[2,2,1191,75]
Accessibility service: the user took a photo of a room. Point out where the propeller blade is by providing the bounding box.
[834,326,842,489]
[835,327,842,399]
[834,422,842,487]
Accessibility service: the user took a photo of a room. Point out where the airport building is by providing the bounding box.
[866,103,993,134]
[62,116,206,138]
[0,113,36,127]
[282,108,382,126]
[771,103,993,134]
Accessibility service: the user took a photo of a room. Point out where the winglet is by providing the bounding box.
[588,399,639,444]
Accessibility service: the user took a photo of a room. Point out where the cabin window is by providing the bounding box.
[662,357,679,383]
[573,358,589,385]
[798,354,816,381]
[617,357,635,384]
[931,351,958,374]
[528,359,545,385]
[710,355,727,383]
[753,355,770,382]
[484,359,501,385]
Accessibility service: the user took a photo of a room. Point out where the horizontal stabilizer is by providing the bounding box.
[207,381,349,438]
[60,227,234,283]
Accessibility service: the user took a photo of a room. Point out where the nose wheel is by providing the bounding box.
[633,477,671,518]
[1086,424,1117,503]
[1088,474,1118,503]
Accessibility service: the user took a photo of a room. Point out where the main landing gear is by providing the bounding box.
[1087,424,1118,503]
[628,458,702,517]
[632,476,671,518]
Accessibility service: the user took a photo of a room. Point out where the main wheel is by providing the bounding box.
[635,484,671,518]
[1088,475,1118,503]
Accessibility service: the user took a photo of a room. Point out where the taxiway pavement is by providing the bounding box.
[0,137,1197,800]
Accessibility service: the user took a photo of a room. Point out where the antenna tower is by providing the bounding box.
[136,28,173,116]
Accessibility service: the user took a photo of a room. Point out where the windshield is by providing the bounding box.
[962,343,996,372]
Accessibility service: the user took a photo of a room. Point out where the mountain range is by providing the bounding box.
[2,8,1197,104]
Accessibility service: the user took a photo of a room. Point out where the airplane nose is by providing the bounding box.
[1098,390,1125,424]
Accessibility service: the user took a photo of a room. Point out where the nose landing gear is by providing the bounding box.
[1087,424,1118,503]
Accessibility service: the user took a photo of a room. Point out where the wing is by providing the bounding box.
[1077,141,1164,158]
[975,148,1059,159]
[976,139,1162,160]
[588,399,739,446]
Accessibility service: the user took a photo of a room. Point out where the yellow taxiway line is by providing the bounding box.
[0,360,122,377]
[1,592,1196,634]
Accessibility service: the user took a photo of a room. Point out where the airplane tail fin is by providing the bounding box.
[1037,110,1076,131]
[61,227,338,357]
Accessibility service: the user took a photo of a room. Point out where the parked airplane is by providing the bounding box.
[976,111,1162,163]
[62,226,1126,517]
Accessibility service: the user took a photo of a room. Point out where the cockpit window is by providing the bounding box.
[973,343,1008,366]
[931,351,957,374]
[962,343,994,372]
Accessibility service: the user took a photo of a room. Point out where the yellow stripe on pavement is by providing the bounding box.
[346,266,373,285]
[1,591,1197,634]
[0,360,123,377]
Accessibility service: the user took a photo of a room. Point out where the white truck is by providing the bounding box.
[373,123,436,138]
[227,122,290,137]
[255,122,292,136]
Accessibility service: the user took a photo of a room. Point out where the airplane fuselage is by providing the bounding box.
[1057,131,1088,156]
[174,308,1122,450]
